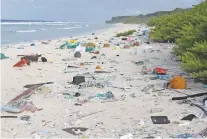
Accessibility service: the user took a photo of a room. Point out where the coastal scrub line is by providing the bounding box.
[116,30,136,37]
[147,1,207,82]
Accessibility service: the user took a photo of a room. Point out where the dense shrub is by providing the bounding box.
[116,30,136,37]
[148,1,207,81]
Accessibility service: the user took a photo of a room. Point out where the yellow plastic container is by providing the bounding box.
[70,39,75,43]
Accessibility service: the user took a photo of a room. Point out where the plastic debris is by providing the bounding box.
[104,43,110,48]
[41,57,47,62]
[133,60,150,66]
[141,85,154,92]
[1,106,21,113]
[168,76,186,89]
[153,67,167,75]
[151,116,170,124]
[79,81,112,89]
[156,74,170,80]
[62,127,88,135]
[175,133,194,138]
[71,76,86,85]
[0,53,9,60]
[13,59,30,67]
[181,114,197,121]
[88,91,114,100]
[96,65,101,70]
[120,133,134,139]
[37,86,52,94]
[91,56,97,59]
[63,93,75,99]
[20,102,42,113]
[20,115,31,121]
[150,108,163,113]
[30,43,35,46]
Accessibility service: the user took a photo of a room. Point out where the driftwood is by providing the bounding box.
[8,85,40,104]
[24,82,54,88]
[78,110,103,119]
[172,92,207,100]
[94,71,111,73]
[67,65,79,68]
[17,54,42,57]
[1,116,18,118]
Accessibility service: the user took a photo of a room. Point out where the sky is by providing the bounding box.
[1,0,203,22]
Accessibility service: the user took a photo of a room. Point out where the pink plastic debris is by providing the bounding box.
[20,102,42,113]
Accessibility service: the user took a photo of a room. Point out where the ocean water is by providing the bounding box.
[1,22,113,45]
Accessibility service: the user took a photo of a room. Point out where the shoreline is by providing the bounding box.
[1,24,206,138]
[1,23,118,46]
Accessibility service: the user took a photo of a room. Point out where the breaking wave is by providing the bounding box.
[14,30,37,33]
[1,21,84,26]
[57,27,82,30]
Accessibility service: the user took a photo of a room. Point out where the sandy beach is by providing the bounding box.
[1,24,207,138]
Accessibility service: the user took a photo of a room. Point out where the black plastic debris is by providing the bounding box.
[121,38,127,40]
[68,65,79,68]
[72,76,85,85]
[151,116,170,124]
[181,114,197,121]
[172,92,207,100]
[74,92,81,97]
[20,115,31,121]
[24,82,54,88]
[41,57,47,62]
[91,56,97,59]
[94,71,111,73]
[1,116,18,118]
[62,127,88,135]
[19,54,41,62]
[203,97,207,106]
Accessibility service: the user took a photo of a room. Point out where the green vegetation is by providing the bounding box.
[116,30,136,37]
[106,8,188,24]
[148,1,207,82]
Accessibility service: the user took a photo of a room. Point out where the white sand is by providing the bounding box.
[1,24,206,138]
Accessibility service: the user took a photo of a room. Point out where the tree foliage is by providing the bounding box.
[116,30,136,37]
[148,1,207,82]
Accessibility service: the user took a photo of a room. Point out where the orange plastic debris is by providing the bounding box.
[96,65,101,70]
[153,67,167,75]
[80,63,84,66]
[13,59,30,67]
[168,76,187,89]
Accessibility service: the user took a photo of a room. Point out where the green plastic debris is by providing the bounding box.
[63,93,75,99]
[60,42,79,49]
[0,53,9,60]
[85,47,95,52]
